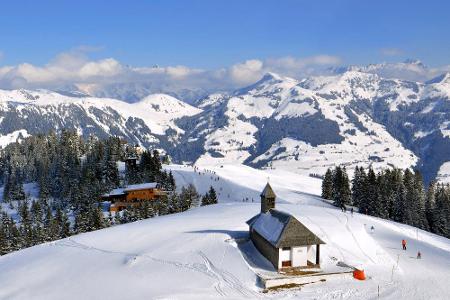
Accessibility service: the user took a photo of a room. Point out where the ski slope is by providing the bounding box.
[0,164,449,300]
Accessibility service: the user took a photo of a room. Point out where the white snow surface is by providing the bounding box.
[437,161,450,184]
[0,129,30,148]
[1,164,449,300]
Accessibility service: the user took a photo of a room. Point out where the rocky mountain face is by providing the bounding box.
[0,69,449,183]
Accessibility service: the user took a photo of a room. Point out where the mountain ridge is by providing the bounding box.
[0,69,449,182]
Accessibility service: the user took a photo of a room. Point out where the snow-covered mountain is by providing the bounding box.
[175,70,449,182]
[298,70,450,182]
[74,81,210,105]
[0,68,449,182]
[1,164,449,299]
[176,72,418,177]
[331,59,434,82]
[0,89,202,148]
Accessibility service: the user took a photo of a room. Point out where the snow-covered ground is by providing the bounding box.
[437,161,450,184]
[166,164,323,204]
[0,129,30,148]
[0,164,449,299]
[0,182,40,220]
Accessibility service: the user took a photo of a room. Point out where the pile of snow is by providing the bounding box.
[0,164,449,299]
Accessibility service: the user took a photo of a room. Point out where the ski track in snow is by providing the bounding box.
[54,239,261,298]
[324,210,376,264]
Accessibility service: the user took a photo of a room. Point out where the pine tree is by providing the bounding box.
[425,181,437,232]
[331,166,351,208]
[361,167,380,216]
[168,192,181,214]
[0,220,8,255]
[403,169,415,225]
[168,171,176,191]
[351,167,364,207]
[158,196,170,216]
[104,160,120,191]
[413,170,428,230]
[90,206,106,231]
[152,150,162,179]
[16,198,32,247]
[321,168,333,200]
[180,184,200,210]
[201,194,210,206]
[140,202,150,219]
[432,184,450,238]
[377,170,393,219]
[392,173,406,222]
[208,186,218,204]
[201,186,218,206]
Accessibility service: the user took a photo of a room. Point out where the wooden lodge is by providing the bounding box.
[247,183,325,270]
[101,183,167,212]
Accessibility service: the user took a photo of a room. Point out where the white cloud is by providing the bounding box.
[229,59,264,85]
[2,48,448,102]
[264,55,341,78]
[380,48,403,56]
[0,48,343,95]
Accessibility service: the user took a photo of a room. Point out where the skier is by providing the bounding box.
[402,239,407,250]
[370,225,375,233]
[351,207,354,215]
[417,251,421,259]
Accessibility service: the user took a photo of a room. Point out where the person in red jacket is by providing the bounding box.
[402,239,407,250]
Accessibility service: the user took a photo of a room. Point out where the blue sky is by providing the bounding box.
[1,0,449,68]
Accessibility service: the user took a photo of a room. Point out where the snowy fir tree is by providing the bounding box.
[322,165,450,238]
[321,168,333,200]
[201,186,218,206]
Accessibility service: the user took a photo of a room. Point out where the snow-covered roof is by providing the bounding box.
[124,183,158,192]
[102,182,158,197]
[105,188,126,197]
[249,212,285,244]
[247,209,325,248]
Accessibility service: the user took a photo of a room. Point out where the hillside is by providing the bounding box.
[0,164,449,299]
